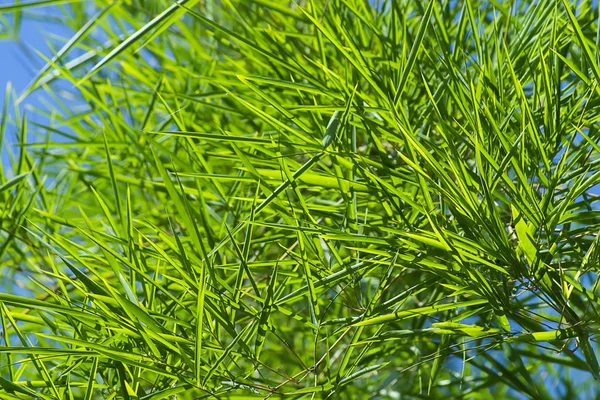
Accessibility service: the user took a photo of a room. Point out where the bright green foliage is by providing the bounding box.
[1,0,600,398]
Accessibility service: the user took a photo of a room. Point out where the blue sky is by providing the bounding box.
[0,4,73,109]
[0,4,75,170]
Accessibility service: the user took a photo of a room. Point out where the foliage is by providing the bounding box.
[1,0,600,398]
